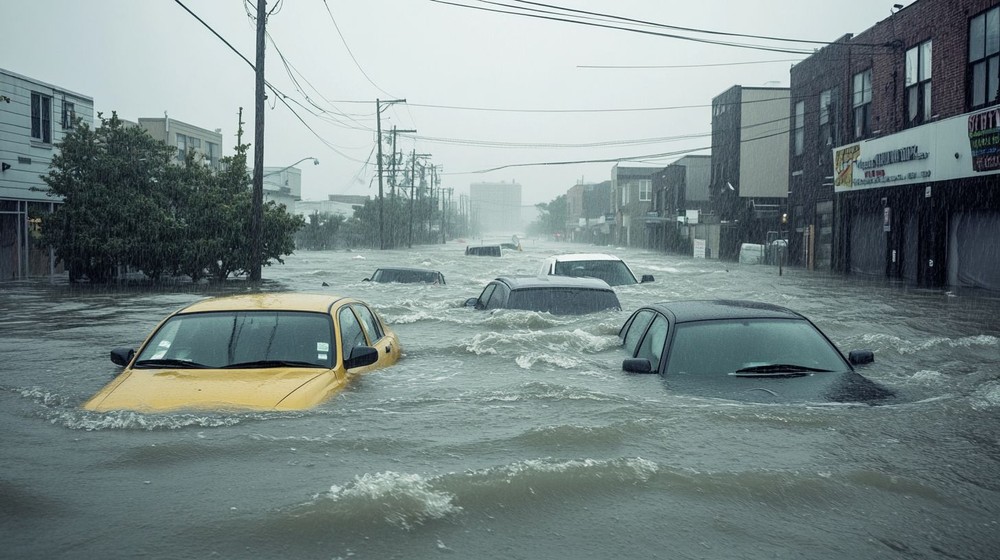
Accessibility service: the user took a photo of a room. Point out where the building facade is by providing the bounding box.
[611,165,661,247]
[791,0,1000,291]
[710,85,790,260]
[263,166,302,209]
[649,154,714,255]
[137,115,223,171]
[0,68,94,281]
[469,181,522,234]
[566,180,612,244]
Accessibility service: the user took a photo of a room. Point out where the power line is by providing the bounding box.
[430,0,820,55]
[321,0,398,98]
[578,59,801,69]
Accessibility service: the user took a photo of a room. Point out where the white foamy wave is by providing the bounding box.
[855,333,998,355]
[910,369,945,383]
[515,353,583,369]
[492,456,659,482]
[970,381,1000,411]
[63,410,248,431]
[466,329,620,359]
[322,471,461,529]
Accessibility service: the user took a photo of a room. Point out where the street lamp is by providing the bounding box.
[263,157,318,177]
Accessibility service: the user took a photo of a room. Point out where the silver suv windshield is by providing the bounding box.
[553,260,637,286]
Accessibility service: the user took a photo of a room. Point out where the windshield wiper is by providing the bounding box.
[133,358,209,369]
[221,360,322,369]
[731,364,832,377]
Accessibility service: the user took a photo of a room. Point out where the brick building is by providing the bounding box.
[789,0,1000,290]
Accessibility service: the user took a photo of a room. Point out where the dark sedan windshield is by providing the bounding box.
[553,260,637,286]
[134,311,335,369]
[372,269,443,284]
[664,318,849,376]
[507,288,620,315]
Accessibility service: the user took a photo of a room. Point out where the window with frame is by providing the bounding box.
[639,179,652,202]
[793,100,805,155]
[819,88,839,147]
[61,101,76,129]
[852,70,872,138]
[176,133,188,160]
[906,40,932,125]
[621,182,630,205]
[30,92,52,144]
[207,142,220,167]
[969,6,999,109]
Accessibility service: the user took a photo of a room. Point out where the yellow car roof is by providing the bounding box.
[178,293,351,314]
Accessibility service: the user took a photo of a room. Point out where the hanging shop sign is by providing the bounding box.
[833,106,1000,192]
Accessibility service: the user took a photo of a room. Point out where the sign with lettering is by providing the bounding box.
[833,106,1000,192]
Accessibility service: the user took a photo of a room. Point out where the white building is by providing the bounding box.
[0,68,94,281]
[137,115,223,170]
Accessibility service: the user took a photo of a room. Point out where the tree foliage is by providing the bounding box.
[528,194,568,237]
[41,112,303,283]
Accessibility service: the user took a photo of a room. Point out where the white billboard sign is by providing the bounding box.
[833,106,1000,193]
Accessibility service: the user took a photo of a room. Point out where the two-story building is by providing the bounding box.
[791,0,1000,291]
[611,165,662,247]
[137,115,223,171]
[565,180,611,244]
[651,154,714,256]
[0,68,93,281]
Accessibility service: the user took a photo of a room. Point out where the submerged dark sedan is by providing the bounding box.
[465,276,621,315]
[618,300,894,404]
[364,267,445,284]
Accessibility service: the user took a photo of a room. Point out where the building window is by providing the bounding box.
[639,179,651,202]
[793,100,805,155]
[30,92,52,144]
[621,182,630,205]
[207,141,220,167]
[852,70,872,139]
[176,133,187,160]
[905,40,932,125]
[819,87,839,148]
[969,6,999,109]
[61,101,76,129]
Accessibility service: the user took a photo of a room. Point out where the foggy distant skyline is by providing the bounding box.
[2,0,912,205]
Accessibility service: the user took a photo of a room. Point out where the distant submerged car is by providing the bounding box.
[364,267,445,284]
[539,253,653,286]
[617,299,894,404]
[465,245,503,257]
[82,293,402,413]
[464,276,621,315]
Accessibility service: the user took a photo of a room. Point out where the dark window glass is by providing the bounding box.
[969,7,1000,109]
[485,284,507,310]
[30,93,52,143]
[664,319,847,376]
[622,310,656,355]
[635,315,669,371]
[905,40,932,125]
[339,307,368,362]
[372,268,442,283]
[353,304,384,342]
[476,284,497,309]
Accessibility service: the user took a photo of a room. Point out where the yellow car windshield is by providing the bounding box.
[134,311,335,369]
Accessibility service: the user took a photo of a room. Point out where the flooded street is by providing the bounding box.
[2,240,1000,560]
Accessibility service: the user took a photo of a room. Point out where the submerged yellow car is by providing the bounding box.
[83,293,402,413]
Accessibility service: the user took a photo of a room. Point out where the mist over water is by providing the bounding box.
[2,239,999,559]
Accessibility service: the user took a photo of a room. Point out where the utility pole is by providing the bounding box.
[236,107,244,146]
[248,0,267,282]
[408,150,416,249]
[375,99,406,251]
[389,125,416,199]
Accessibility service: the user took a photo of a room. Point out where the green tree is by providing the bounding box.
[42,112,177,282]
[528,194,568,237]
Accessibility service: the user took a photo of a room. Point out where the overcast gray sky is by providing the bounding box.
[3,0,908,205]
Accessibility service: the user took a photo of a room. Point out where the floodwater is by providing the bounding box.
[2,239,999,560]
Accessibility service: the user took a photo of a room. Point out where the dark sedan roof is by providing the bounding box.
[496,275,614,291]
[640,300,805,323]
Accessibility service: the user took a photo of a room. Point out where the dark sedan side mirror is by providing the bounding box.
[848,350,875,365]
[464,297,479,308]
[622,358,654,373]
[344,346,379,369]
[363,278,371,282]
[110,347,135,367]
[641,274,654,283]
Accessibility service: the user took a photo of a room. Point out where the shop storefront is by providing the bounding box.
[833,106,1000,291]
